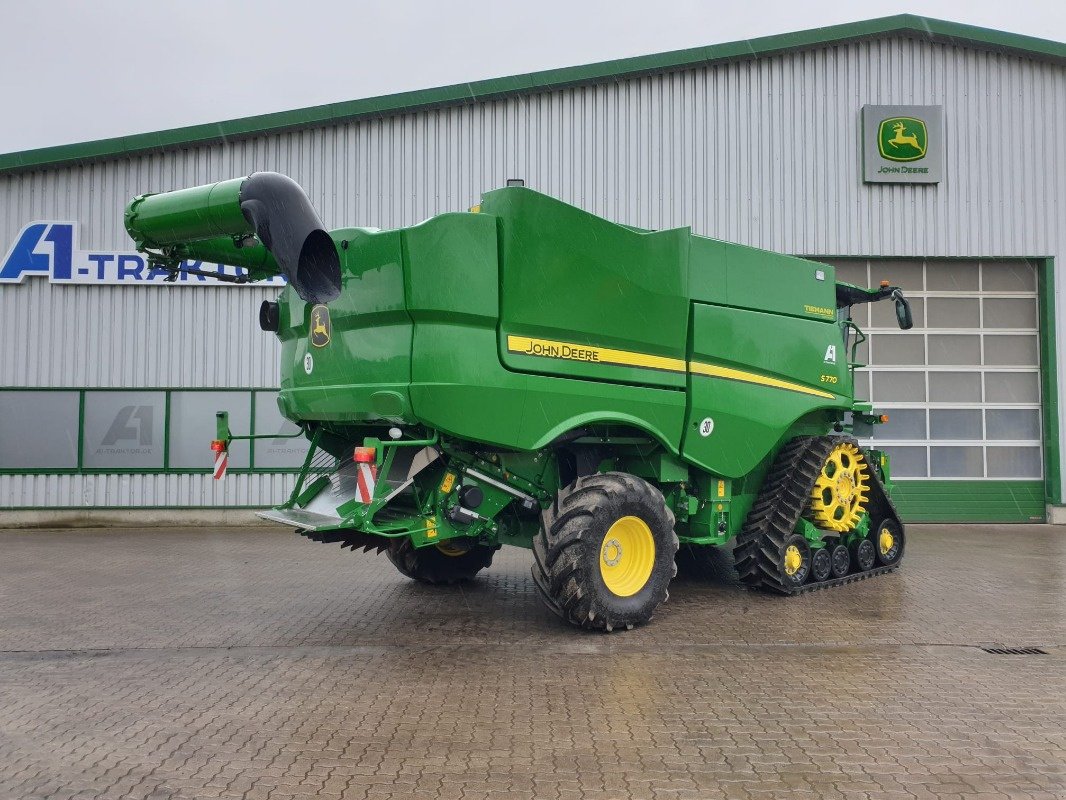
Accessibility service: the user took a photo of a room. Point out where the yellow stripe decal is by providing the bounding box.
[506,334,834,399]
[689,361,835,399]
[507,335,687,374]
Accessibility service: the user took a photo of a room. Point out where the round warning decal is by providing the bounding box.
[303,353,314,375]
[698,417,715,437]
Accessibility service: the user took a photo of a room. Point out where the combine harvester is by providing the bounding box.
[125,173,912,630]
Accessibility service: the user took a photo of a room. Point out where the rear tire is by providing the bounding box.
[387,538,496,584]
[532,472,678,631]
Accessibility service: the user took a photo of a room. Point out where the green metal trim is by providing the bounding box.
[1038,258,1061,505]
[76,391,85,470]
[2,16,1063,175]
[892,480,1046,523]
[162,391,172,469]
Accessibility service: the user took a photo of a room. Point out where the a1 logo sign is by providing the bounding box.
[698,417,715,437]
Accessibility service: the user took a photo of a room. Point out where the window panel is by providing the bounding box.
[981,261,1036,292]
[872,334,924,365]
[986,447,1042,478]
[0,391,80,469]
[984,372,1039,403]
[253,392,307,469]
[880,446,928,478]
[985,409,1040,441]
[872,409,926,440]
[853,370,870,402]
[927,334,980,365]
[929,446,983,477]
[984,335,1038,366]
[982,298,1036,329]
[169,392,250,469]
[83,392,167,470]
[926,261,979,291]
[826,260,868,287]
[868,259,923,291]
[871,371,925,402]
[925,297,979,328]
[846,302,870,328]
[929,409,982,440]
[928,372,981,402]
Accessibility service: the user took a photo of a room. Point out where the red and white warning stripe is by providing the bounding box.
[355,462,376,503]
[353,446,378,504]
[211,440,228,480]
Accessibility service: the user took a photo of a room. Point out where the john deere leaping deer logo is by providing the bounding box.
[310,304,331,348]
[878,117,927,162]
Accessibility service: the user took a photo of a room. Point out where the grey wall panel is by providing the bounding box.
[2,35,1064,505]
[0,473,295,509]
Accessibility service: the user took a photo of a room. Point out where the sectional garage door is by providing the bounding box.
[828,259,1047,522]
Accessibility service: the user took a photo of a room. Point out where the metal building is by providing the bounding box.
[1,15,1063,523]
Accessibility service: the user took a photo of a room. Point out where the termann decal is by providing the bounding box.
[0,221,286,286]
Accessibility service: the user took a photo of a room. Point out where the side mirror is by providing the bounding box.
[892,290,913,330]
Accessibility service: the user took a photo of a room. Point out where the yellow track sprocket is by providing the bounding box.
[810,441,870,532]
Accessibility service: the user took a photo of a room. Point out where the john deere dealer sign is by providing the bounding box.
[862,105,944,184]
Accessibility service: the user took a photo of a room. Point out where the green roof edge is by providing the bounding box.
[2,14,1063,175]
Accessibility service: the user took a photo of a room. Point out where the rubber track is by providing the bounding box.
[733,435,899,596]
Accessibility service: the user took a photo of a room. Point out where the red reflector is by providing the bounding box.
[210,440,226,452]
[354,447,376,463]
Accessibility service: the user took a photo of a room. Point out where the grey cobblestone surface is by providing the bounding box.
[0,524,1063,799]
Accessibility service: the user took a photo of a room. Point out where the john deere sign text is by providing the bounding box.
[862,105,943,184]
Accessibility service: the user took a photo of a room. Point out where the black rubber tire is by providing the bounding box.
[781,534,812,588]
[810,548,832,583]
[387,538,497,585]
[830,543,851,578]
[852,538,876,572]
[872,518,906,566]
[532,472,678,632]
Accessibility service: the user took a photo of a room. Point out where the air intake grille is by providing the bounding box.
[981,647,1048,655]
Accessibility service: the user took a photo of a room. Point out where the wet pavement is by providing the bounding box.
[0,524,1063,799]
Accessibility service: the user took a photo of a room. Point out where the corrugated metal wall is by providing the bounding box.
[2,35,1064,507]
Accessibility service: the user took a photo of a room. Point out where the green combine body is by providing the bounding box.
[125,173,911,631]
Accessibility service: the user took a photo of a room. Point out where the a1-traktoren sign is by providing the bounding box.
[862,105,944,184]
[0,220,285,286]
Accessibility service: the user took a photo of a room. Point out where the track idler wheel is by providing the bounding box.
[852,538,876,572]
[873,519,905,566]
[830,543,851,578]
[810,548,832,583]
[532,472,678,631]
[781,535,812,588]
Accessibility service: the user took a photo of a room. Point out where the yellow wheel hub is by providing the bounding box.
[784,544,803,576]
[879,528,895,556]
[599,516,656,597]
[436,541,469,557]
[810,442,870,532]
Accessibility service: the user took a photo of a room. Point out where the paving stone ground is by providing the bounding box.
[0,524,1063,799]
